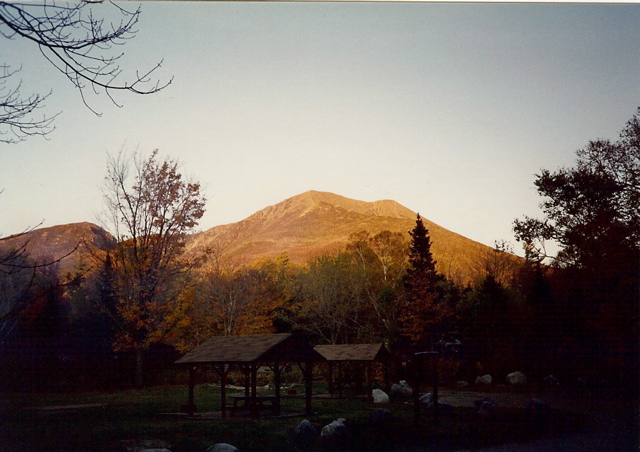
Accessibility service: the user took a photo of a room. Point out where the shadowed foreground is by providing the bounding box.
[1,384,637,451]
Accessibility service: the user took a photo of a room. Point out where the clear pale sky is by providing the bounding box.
[1,2,639,255]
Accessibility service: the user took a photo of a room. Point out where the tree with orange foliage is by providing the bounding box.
[101,149,205,387]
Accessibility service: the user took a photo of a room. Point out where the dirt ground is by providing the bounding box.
[435,388,623,415]
[420,388,639,451]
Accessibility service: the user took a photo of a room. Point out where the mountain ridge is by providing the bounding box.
[0,221,115,275]
[185,190,493,284]
[4,191,498,285]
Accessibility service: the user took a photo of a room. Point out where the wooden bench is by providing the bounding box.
[229,395,276,416]
[34,403,107,419]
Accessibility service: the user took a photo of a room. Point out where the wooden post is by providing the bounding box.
[328,362,335,396]
[273,362,282,416]
[220,364,228,419]
[432,356,439,424]
[412,360,422,426]
[298,362,314,415]
[305,362,313,415]
[187,366,196,416]
[384,358,391,393]
[251,363,258,419]
[244,365,250,398]
[366,362,373,398]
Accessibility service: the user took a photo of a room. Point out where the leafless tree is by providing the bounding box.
[199,262,268,337]
[0,1,171,143]
[472,240,521,287]
[347,230,407,339]
[295,252,364,345]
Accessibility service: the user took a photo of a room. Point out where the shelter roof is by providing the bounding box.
[314,343,389,362]
[175,333,325,365]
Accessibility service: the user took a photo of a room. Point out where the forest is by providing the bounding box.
[0,109,638,399]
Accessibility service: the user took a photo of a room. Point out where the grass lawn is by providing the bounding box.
[0,385,592,452]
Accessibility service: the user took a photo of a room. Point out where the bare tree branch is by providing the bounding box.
[0,65,56,143]
[0,1,172,142]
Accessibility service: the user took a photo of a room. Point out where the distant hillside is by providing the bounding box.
[3,192,508,285]
[186,190,496,284]
[1,222,115,275]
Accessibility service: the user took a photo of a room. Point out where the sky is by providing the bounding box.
[1,2,639,256]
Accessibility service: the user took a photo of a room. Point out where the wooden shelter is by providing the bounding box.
[175,333,325,418]
[313,343,390,397]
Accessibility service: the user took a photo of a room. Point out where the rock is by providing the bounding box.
[321,418,348,438]
[478,401,498,419]
[506,371,527,385]
[294,419,319,450]
[474,396,497,408]
[371,408,393,424]
[207,444,239,452]
[418,393,433,406]
[120,439,171,452]
[321,418,349,449]
[390,380,413,397]
[372,388,390,404]
[474,374,492,385]
[475,397,499,419]
[419,393,452,416]
[456,380,469,388]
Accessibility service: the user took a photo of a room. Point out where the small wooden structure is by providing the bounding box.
[175,333,325,418]
[314,343,390,397]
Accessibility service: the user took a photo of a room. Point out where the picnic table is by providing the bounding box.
[32,403,107,418]
[229,394,276,416]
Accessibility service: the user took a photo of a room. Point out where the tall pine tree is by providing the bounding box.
[399,214,448,346]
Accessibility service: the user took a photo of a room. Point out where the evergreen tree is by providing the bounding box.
[399,214,448,346]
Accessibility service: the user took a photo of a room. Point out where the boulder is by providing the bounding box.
[506,371,527,385]
[474,374,492,385]
[456,380,469,388]
[474,396,497,408]
[371,408,393,425]
[475,397,499,419]
[120,439,171,452]
[294,419,319,450]
[418,393,433,406]
[419,393,452,416]
[207,445,239,452]
[372,388,390,404]
[390,380,413,397]
[321,418,349,450]
[321,418,348,438]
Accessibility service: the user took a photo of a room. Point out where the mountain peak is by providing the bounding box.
[186,190,495,286]
[266,190,416,221]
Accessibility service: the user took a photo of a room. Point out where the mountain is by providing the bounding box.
[186,190,494,284]
[3,192,503,285]
[1,222,115,275]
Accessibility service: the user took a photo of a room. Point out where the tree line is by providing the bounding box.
[1,109,638,395]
